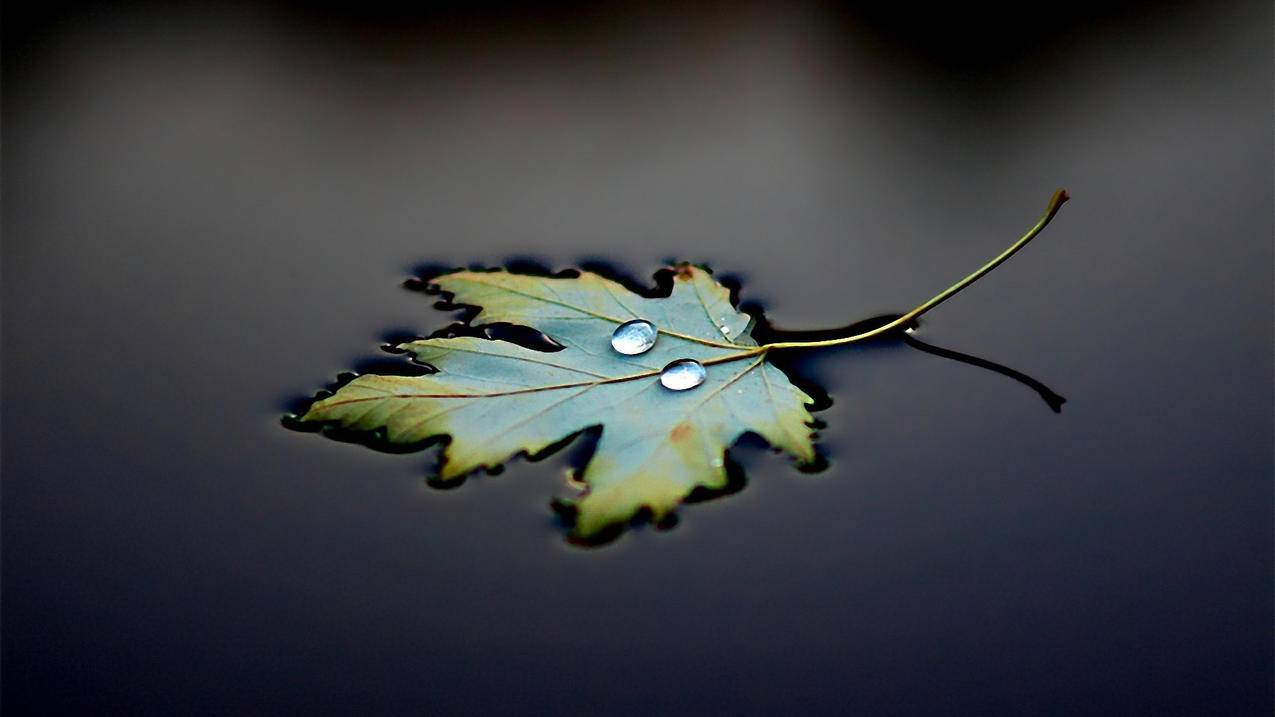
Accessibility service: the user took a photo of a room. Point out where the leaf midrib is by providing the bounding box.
[314,348,766,407]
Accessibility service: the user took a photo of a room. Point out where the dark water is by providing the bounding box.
[4,2,1272,714]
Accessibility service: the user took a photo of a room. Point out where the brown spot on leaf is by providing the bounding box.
[669,422,694,443]
[673,263,695,281]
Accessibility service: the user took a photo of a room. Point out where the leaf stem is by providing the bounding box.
[758,189,1069,353]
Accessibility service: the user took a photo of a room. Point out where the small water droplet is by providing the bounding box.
[719,325,731,335]
[711,457,724,468]
[611,319,657,355]
[660,359,707,391]
[904,326,916,335]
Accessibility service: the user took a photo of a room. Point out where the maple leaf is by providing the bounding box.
[296,191,1070,543]
[300,265,815,540]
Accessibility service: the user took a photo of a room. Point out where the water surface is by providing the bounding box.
[4,2,1271,713]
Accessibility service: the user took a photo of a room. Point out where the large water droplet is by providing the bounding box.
[611,319,657,355]
[660,359,707,391]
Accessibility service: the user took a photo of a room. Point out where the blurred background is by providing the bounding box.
[4,1,1271,714]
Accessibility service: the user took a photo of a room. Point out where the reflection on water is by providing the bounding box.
[904,333,1067,413]
[760,310,1068,413]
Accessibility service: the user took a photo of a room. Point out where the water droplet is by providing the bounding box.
[904,326,916,335]
[711,457,724,468]
[611,319,657,355]
[719,325,731,335]
[660,359,707,391]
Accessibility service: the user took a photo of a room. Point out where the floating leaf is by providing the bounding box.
[301,266,815,540]
[293,190,1069,544]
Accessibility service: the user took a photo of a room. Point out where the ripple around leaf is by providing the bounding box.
[297,264,818,543]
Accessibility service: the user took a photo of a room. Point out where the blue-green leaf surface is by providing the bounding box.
[301,266,815,538]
